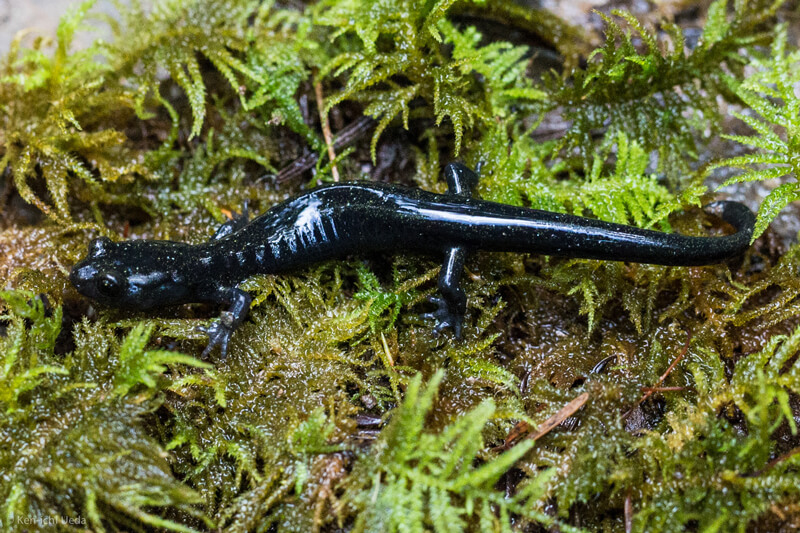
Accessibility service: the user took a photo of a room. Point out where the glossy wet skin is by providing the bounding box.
[70,163,756,358]
[70,237,195,310]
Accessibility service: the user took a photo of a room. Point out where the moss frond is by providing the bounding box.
[107,0,259,140]
[0,291,210,532]
[340,371,565,533]
[354,261,436,333]
[316,0,552,158]
[710,23,800,239]
[3,0,800,531]
[543,0,782,182]
[627,323,800,531]
[112,322,211,396]
[0,0,143,221]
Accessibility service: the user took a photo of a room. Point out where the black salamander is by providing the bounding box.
[70,163,755,358]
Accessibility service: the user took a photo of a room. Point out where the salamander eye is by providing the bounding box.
[96,272,123,299]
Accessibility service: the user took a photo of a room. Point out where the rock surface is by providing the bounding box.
[0,0,116,54]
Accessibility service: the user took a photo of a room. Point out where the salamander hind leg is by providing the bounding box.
[420,162,481,337]
[443,162,480,197]
[423,246,468,338]
[421,163,482,338]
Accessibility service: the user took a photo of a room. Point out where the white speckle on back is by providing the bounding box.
[268,197,333,258]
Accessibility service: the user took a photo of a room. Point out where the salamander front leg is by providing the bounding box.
[424,246,468,338]
[209,202,250,241]
[198,287,252,359]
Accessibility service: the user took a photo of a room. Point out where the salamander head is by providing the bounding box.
[70,237,190,309]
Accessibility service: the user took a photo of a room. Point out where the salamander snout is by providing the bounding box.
[70,237,130,304]
[70,238,193,309]
[69,261,89,290]
[69,260,96,296]
[70,260,127,304]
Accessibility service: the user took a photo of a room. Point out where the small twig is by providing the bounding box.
[276,116,376,184]
[0,166,11,218]
[623,332,692,420]
[740,446,800,478]
[640,386,686,393]
[380,332,394,367]
[314,79,339,182]
[52,256,70,277]
[496,392,589,450]
[500,421,531,449]
[527,392,589,441]
[624,489,633,533]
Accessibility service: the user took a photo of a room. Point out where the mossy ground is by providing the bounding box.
[2,0,800,531]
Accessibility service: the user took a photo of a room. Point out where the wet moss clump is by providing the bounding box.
[2,0,800,531]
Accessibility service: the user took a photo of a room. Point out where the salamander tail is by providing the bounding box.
[703,200,755,244]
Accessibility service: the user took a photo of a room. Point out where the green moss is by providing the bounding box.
[2,0,800,531]
[709,22,800,240]
[0,291,210,532]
